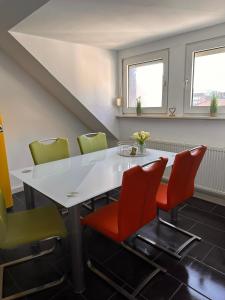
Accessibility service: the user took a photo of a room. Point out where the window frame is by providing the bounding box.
[122,49,169,114]
[184,37,225,114]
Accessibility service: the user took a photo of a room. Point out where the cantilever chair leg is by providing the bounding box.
[85,237,166,300]
[0,239,65,300]
[87,259,136,300]
[137,208,201,260]
[82,159,169,299]
[148,146,206,259]
[121,242,166,273]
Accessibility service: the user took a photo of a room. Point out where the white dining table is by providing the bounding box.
[11,146,176,293]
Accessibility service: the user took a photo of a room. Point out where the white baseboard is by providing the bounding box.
[194,190,225,207]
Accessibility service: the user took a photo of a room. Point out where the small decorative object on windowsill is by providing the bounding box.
[210,94,218,117]
[136,96,142,116]
[168,106,176,117]
[132,131,150,154]
[116,97,123,115]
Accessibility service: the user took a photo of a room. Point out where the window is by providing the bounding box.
[184,38,225,114]
[122,50,168,114]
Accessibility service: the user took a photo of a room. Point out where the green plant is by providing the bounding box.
[210,94,218,116]
[136,96,142,115]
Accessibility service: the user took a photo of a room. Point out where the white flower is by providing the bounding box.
[136,96,141,103]
[132,131,150,143]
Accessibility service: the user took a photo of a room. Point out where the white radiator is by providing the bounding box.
[148,140,225,196]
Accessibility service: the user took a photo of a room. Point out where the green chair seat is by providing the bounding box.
[29,138,70,165]
[0,189,67,298]
[1,205,67,249]
[77,132,108,155]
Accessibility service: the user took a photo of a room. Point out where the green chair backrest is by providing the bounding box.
[77,132,108,155]
[0,189,7,245]
[29,138,70,165]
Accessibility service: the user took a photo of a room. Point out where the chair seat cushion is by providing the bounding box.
[156,183,169,211]
[2,205,67,249]
[82,202,120,242]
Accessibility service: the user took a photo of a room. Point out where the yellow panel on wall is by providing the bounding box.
[0,115,13,208]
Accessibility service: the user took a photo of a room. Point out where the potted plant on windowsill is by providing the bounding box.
[210,93,218,117]
[136,96,142,116]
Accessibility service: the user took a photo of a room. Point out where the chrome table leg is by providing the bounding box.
[24,183,35,209]
[68,205,85,293]
[23,183,40,253]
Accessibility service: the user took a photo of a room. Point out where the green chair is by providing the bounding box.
[29,138,70,165]
[0,188,67,299]
[77,132,116,211]
[29,138,70,215]
[77,132,108,155]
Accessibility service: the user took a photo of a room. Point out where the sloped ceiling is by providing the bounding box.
[0,0,119,139]
[2,0,225,140]
[10,32,119,138]
[9,0,225,49]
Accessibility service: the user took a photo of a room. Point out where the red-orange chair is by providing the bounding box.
[137,145,207,259]
[82,158,168,300]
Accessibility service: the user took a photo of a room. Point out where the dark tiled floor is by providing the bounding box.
[2,191,225,300]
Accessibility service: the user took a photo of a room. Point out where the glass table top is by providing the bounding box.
[11,147,176,208]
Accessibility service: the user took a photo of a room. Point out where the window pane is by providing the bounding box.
[192,49,225,107]
[128,61,163,108]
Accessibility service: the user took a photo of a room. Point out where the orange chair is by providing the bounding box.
[82,158,168,300]
[137,145,207,259]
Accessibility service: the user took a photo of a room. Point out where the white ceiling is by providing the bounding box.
[11,0,225,49]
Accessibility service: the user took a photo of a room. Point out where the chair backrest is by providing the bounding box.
[29,138,70,165]
[0,189,7,245]
[167,145,207,209]
[77,132,108,155]
[118,157,168,241]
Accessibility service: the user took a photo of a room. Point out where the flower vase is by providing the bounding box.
[138,143,146,154]
[136,105,142,116]
[210,112,217,117]
[210,94,218,117]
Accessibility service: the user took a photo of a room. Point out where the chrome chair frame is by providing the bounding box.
[84,226,166,300]
[0,237,65,300]
[83,159,168,299]
[137,208,201,259]
[137,146,205,259]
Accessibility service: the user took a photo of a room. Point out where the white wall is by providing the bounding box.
[118,23,225,148]
[10,32,119,138]
[118,117,225,148]
[0,49,89,191]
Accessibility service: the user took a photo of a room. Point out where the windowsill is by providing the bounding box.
[116,114,225,120]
